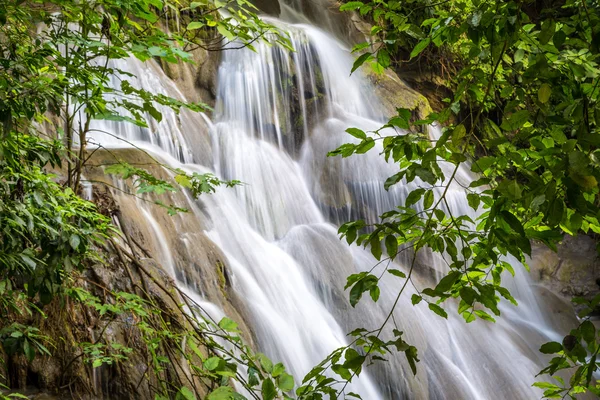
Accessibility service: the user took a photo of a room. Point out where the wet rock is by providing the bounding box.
[249,0,281,16]
[193,48,221,106]
[529,235,600,309]
[156,45,221,110]
[365,68,433,119]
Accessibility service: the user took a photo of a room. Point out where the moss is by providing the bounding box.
[314,67,325,93]
[294,114,304,129]
[215,260,228,300]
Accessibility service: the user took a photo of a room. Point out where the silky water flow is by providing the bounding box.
[87,13,571,400]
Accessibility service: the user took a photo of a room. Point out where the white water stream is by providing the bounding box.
[87,8,571,399]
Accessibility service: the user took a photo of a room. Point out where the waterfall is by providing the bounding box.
[87,11,573,400]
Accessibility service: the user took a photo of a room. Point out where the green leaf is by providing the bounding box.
[278,373,294,392]
[474,310,496,322]
[258,353,273,373]
[514,49,525,63]
[370,236,382,260]
[262,379,277,400]
[467,193,480,210]
[547,199,565,227]
[532,382,560,390]
[500,211,526,237]
[405,188,426,206]
[428,303,448,319]
[539,19,556,45]
[343,348,366,372]
[435,271,461,293]
[272,363,285,377]
[538,84,551,103]
[207,387,235,400]
[377,48,391,68]
[204,357,221,371]
[217,24,235,41]
[423,190,434,209]
[497,180,522,200]
[580,320,595,345]
[388,269,406,278]
[405,346,419,375]
[23,339,35,362]
[332,364,352,380]
[69,234,81,251]
[187,21,205,30]
[539,342,563,354]
[451,124,466,148]
[356,138,375,154]
[189,2,206,9]
[176,387,196,400]
[411,294,422,305]
[346,127,367,140]
[410,38,431,59]
[369,285,380,302]
[501,110,529,131]
[19,254,36,269]
[459,287,477,305]
[340,1,364,11]
[351,53,372,74]
[385,235,398,258]
[218,317,239,332]
[349,274,378,307]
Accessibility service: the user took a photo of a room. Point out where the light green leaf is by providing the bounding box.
[278,372,294,392]
[410,38,430,59]
[340,1,364,11]
[187,21,205,30]
[538,83,551,103]
[176,387,196,400]
[346,127,367,140]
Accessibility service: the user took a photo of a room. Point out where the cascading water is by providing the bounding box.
[89,9,574,400]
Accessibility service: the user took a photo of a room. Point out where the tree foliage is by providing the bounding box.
[310,0,600,398]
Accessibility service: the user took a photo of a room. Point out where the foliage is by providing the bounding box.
[0,0,294,398]
[0,131,112,309]
[0,0,289,190]
[303,0,600,398]
[105,161,241,214]
[67,258,296,400]
[535,294,600,398]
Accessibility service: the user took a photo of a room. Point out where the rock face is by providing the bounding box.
[365,68,433,119]
[159,47,221,109]
[249,0,281,16]
[530,235,600,302]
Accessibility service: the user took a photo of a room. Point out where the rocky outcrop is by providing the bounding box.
[159,47,221,109]
[365,68,433,119]
[530,235,600,302]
